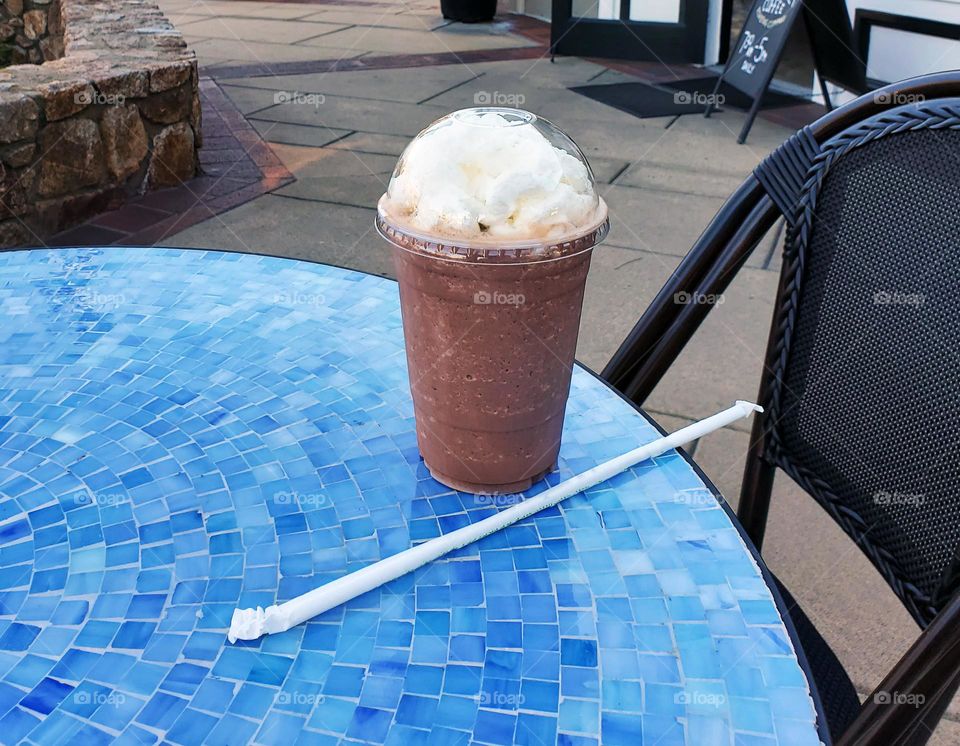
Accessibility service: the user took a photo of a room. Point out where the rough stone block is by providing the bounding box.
[149,61,192,93]
[98,69,149,99]
[101,103,147,182]
[0,95,40,144]
[37,118,106,197]
[139,83,192,125]
[147,121,195,189]
[0,218,32,248]
[0,163,35,219]
[37,79,91,120]
[1,142,36,168]
[190,87,202,148]
[23,9,46,40]
[39,35,63,61]
[47,1,63,36]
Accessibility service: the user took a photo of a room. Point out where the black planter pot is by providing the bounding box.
[440,0,497,23]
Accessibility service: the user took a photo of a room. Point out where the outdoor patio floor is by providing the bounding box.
[63,0,960,739]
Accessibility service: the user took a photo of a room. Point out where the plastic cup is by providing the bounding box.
[376,109,609,494]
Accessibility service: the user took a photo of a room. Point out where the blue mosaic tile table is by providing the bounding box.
[0,248,822,745]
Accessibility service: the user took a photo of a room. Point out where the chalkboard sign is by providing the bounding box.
[705,0,807,143]
[724,0,804,99]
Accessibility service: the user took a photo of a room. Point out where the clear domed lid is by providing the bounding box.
[378,107,607,251]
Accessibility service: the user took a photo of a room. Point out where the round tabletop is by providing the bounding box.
[0,248,821,746]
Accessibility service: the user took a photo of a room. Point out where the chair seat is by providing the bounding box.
[773,575,863,741]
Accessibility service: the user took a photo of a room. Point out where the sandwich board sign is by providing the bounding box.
[706,0,805,143]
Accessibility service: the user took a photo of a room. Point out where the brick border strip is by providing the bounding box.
[48,78,293,247]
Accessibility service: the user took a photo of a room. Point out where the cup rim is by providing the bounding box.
[376,196,609,264]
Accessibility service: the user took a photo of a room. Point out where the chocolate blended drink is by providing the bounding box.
[377,108,608,494]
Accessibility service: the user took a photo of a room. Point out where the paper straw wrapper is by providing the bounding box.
[228,400,762,642]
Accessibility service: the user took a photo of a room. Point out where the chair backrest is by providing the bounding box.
[753,99,960,627]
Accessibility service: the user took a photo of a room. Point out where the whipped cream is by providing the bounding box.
[382,109,603,241]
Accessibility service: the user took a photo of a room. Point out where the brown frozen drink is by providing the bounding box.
[377,108,608,494]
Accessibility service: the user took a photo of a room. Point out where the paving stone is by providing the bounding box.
[327,131,412,157]
[423,75,559,113]
[577,244,678,373]
[586,156,629,184]
[615,160,746,198]
[218,65,479,105]
[301,9,451,30]
[642,260,779,429]
[269,145,395,208]
[188,38,366,67]
[220,84,295,116]
[198,4,327,20]
[602,183,727,257]
[170,195,391,277]
[538,110,677,162]
[251,120,353,148]
[631,109,786,177]
[302,24,534,55]
[249,96,450,138]
[175,17,348,44]
[475,57,617,87]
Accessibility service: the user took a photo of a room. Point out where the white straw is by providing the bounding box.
[228,400,761,642]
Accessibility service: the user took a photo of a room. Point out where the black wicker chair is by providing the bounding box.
[602,71,960,745]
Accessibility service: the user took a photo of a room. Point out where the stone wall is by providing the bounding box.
[1,0,65,65]
[0,0,200,248]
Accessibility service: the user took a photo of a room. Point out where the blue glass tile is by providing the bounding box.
[22,677,73,714]
[520,679,559,712]
[474,709,516,745]
[561,638,598,667]
[323,665,365,697]
[112,622,156,649]
[0,249,819,745]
